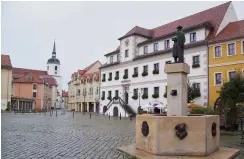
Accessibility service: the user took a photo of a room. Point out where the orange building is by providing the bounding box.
[12,68,57,111]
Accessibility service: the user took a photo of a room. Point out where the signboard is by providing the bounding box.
[121,80,131,84]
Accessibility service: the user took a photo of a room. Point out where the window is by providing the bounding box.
[33,92,37,98]
[102,91,105,98]
[164,40,170,49]
[153,43,158,52]
[83,88,86,94]
[192,83,200,92]
[47,66,49,70]
[115,71,119,80]
[108,91,112,97]
[144,46,148,54]
[33,84,37,90]
[133,88,138,96]
[96,87,99,94]
[228,43,235,56]
[102,74,106,82]
[215,73,222,85]
[110,56,113,63]
[190,32,196,42]
[228,71,236,81]
[192,55,200,68]
[108,72,112,81]
[115,90,119,97]
[154,63,159,71]
[143,88,148,95]
[55,71,57,75]
[90,88,93,94]
[143,65,148,73]
[117,54,120,61]
[134,67,138,74]
[123,69,128,79]
[154,87,159,95]
[55,66,57,70]
[125,49,129,57]
[214,46,221,58]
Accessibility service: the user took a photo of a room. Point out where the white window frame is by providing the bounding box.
[190,32,196,42]
[144,46,148,54]
[153,43,158,52]
[227,70,236,81]
[227,42,236,56]
[164,40,170,49]
[110,56,113,63]
[213,45,222,58]
[214,72,223,86]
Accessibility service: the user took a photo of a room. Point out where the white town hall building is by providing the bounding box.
[99,2,237,117]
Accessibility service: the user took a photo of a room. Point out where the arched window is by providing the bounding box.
[55,66,57,70]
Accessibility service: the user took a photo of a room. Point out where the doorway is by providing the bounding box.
[113,106,118,116]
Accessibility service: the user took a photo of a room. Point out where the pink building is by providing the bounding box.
[12,68,57,111]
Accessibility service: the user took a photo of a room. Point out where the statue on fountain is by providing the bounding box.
[172,25,186,63]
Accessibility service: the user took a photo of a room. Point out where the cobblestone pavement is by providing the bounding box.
[1,111,136,159]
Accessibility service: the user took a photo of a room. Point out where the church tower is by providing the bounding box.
[47,41,63,109]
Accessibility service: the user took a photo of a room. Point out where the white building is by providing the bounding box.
[99,2,238,117]
[47,41,63,109]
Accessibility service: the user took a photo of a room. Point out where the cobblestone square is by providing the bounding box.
[1,111,136,159]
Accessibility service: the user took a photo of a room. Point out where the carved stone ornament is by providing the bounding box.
[141,121,149,137]
[212,122,217,137]
[175,123,187,140]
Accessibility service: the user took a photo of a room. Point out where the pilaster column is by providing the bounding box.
[87,102,89,112]
[94,102,96,112]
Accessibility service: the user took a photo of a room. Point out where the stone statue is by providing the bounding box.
[172,25,186,63]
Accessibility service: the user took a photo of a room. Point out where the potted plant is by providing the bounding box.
[123,74,128,79]
[142,94,148,99]
[153,70,159,74]
[114,76,119,80]
[132,73,138,78]
[192,63,200,68]
[101,96,105,100]
[152,94,159,98]
[142,72,148,77]
[132,95,138,100]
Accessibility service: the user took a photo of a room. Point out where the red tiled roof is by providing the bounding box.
[119,1,230,41]
[209,20,244,44]
[72,61,101,79]
[104,46,120,56]
[12,67,56,86]
[1,54,12,68]
[118,26,152,40]
[62,90,68,97]
[13,67,48,76]
[13,72,43,84]
[39,75,57,86]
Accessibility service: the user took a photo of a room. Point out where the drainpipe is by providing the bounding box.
[6,69,10,110]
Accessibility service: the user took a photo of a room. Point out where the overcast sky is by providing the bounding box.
[2,1,244,90]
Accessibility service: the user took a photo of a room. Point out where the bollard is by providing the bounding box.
[50,111,51,116]
[73,111,74,118]
[120,113,121,120]
[29,110,30,115]
[89,113,91,119]
[130,115,132,121]
[109,113,110,120]
[45,111,46,116]
[56,111,57,117]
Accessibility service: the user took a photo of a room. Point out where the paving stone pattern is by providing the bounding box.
[2,112,136,159]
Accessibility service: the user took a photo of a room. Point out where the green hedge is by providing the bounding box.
[191,106,216,115]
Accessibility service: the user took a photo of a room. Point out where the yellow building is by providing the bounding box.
[1,54,12,110]
[208,20,244,107]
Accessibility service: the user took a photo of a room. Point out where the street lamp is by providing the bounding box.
[83,90,87,112]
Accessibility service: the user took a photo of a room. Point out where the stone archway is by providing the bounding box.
[103,106,107,113]
[113,106,119,117]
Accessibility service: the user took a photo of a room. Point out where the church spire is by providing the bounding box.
[52,41,56,58]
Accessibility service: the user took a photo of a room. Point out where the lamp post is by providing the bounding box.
[83,90,87,112]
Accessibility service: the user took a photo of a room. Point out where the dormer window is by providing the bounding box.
[153,43,158,52]
[117,54,120,61]
[125,49,129,57]
[55,66,57,70]
[110,56,113,63]
[144,46,148,54]
[190,32,196,42]
[164,40,170,49]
